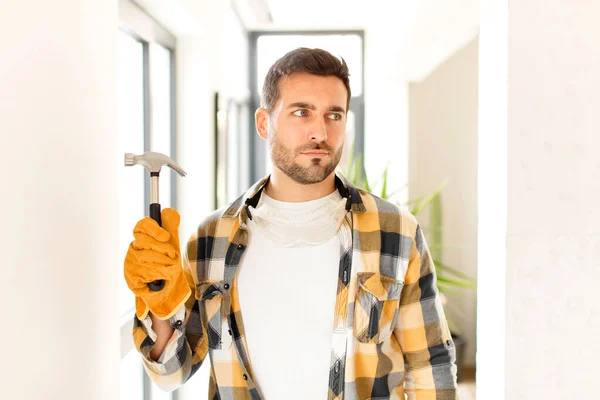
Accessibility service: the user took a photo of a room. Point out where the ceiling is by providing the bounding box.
[256,0,480,80]
[132,0,479,81]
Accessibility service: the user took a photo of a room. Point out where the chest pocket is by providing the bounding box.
[353,272,404,344]
[196,280,231,350]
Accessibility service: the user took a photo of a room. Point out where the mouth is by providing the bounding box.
[302,151,329,157]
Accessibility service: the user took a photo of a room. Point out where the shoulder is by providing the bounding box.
[358,189,419,223]
[182,205,233,264]
[191,204,232,241]
[357,189,420,237]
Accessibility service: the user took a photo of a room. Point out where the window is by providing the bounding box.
[255,34,363,97]
[118,0,178,398]
[117,29,145,321]
[149,43,174,210]
[120,348,144,399]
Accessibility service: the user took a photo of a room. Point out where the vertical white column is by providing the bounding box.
[0,1,120,399]
[477,1,507,399]
[504,1,600,399]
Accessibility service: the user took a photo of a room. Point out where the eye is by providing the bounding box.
[328,113,342,121]
[292,109,309,117]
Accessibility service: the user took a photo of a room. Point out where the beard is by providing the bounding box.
[269,129,343,185]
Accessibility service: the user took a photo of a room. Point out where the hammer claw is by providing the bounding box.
[124,151,187,177]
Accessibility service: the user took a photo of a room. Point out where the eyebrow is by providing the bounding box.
[287,102,346,114]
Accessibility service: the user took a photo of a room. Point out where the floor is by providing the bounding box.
[457,367,476,400]
[457,379,476,400]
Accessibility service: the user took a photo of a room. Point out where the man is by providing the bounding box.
[124,47,458,400]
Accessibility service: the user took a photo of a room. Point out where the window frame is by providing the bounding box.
[118,0,180,399]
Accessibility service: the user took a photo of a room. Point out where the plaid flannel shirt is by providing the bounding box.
[132,172,458,399]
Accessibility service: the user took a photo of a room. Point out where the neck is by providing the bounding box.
[264,167,337,202]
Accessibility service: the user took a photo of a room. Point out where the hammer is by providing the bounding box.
[124,151,187,292]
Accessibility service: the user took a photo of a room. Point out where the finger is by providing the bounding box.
[124,251,180,286]
[124,252,164,290]
[131,233,177,258]
[132,282,169,302]
[161,208,181,249]
[133,217,171,243]
[132,248,179,267]
[133,271,183,302]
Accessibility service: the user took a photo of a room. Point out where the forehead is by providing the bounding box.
[277,72,347,106]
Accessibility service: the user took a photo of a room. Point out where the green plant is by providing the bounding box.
[343,147,476,335]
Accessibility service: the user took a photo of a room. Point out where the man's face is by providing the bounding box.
[262,72,348,185]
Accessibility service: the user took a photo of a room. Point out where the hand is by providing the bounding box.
[123,208,191,320]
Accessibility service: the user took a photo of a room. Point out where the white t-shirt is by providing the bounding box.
[236,189,346,399]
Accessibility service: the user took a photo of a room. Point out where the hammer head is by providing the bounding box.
[124,151,187,177]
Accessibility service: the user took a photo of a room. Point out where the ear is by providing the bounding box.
[255,107,269,140]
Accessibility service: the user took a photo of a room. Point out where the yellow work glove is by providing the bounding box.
[123,208,191,320]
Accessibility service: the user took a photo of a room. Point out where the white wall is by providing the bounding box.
[504,1,600,398]
[0,1,120,399]
[476,1,507,398]
[175,36,219,241]
[408,37,479,368]
[175,2,249,242]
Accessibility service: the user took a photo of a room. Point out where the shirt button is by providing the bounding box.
[224,283,230,290]
[174,320,182,327]
[228,329,232,336]
[242,374,248,380]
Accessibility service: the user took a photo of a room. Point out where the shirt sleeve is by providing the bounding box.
[131,232,209,393]
[394,223,459,400]
[137,303,185,364]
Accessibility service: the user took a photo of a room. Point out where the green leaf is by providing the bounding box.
[349,151,359,184]
[436,283,461,296]
[435,261,477,285]
[346,140,356,179]
[446,303,467,319]
[436,276,476,289]
[428,195,443,260]
[409,180,449,216]
[358,155,371,192]
[381,163,389,199]
[427,244,445,252]
[403,194,428,205]
[446,317,462,336]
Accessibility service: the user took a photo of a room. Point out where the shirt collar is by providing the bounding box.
[223,171,367,222]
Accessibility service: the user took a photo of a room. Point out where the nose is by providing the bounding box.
[308,118,327,142]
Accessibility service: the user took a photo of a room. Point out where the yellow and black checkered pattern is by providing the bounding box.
[132,172,458,399]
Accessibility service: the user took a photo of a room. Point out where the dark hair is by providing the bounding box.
[261,47,351,112]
